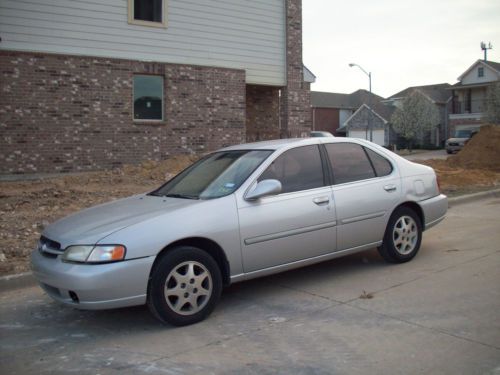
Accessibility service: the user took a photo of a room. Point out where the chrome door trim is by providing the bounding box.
[230,241,382,283]
[244,221,337,246]
[340,211,386,225]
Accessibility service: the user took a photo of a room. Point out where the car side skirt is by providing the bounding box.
[230,241,382,283]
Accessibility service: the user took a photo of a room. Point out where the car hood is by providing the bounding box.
[447,137,468,143]
[43,194,198,248]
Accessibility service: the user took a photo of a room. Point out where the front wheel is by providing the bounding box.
[378,207,422,263]
[147,246,222,326]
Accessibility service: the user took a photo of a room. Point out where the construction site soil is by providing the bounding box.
[1,127,499,276]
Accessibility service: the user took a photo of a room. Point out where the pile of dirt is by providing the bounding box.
[419,159,500,194]
[417,125,500,194]
[448,125,500,171]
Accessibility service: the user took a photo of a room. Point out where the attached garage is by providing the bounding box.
[348,129,385,146]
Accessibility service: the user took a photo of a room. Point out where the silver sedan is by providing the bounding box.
[32,137,448,326]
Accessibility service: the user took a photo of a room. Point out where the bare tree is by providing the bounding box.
[485,82,500,125]
[390,90,440,151]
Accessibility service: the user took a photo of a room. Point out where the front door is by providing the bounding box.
[237,145,337,273]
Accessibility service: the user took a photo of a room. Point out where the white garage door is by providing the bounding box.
[348,130,385,146]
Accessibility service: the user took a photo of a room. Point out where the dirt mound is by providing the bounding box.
[448,125,500,171]
[120,155,198,182]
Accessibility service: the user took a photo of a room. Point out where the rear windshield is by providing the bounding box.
[454,130,472,138]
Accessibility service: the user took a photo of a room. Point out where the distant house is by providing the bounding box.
[384,83,452,147]
[449,60,500,135]
[339,103,395,147]
[310,90,385,136]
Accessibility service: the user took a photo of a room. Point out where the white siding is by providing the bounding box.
[0,0,286,85]
[348,130,385,146]
[461,63,499,85]
[339,109,353,127]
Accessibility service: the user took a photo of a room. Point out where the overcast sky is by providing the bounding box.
[302,0,500,98]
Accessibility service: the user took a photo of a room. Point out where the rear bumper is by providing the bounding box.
[420,194,448,230]
[31,249,155,310]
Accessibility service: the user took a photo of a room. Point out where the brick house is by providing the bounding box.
[310,89,384,136]
[384,84,452,147]
[338,103,395,147]
[0,0,312,174]
[449,60,500,135]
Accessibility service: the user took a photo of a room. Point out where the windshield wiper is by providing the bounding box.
[164,193,199,200]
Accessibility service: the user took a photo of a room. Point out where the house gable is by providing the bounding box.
[458,60,500,85]
[342,104,388,130]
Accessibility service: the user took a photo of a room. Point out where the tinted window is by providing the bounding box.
[152,150,272,199]
[325,143,375,184]
[133,75,163,120]
[259,145,324,193]
[365,148,393,177]
[134,0,163,23]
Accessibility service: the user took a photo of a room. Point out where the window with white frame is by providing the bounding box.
[133,75,164,121]
[478,67,484,77]
[128,0,167,28]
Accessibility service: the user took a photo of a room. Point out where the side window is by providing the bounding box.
[325,143,375,184]
[259,145,324,193]
[365,148,393,177]
[133,75,164,121]
[129,0,167,28]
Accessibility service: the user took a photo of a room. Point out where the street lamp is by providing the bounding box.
[349,63,373,142]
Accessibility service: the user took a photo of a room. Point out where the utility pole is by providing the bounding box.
[349,63,373,142]
[481,42,493,61]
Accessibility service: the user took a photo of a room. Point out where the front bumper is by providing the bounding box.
[446,144,463,153]
[31,249,155,310]
[420,193,448,230]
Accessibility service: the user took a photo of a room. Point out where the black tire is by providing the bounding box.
[147,246,222,326]
[378,206,422,264]
[446,150,452,154]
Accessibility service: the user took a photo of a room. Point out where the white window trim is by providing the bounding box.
[128,0,168,29]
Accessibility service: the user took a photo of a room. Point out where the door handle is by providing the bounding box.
[384,184,397,192]
[313,196,330,205]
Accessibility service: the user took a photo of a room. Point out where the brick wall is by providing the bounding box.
[312,107,340,134]
[245,85,280,142]
[280,0,311,138]
[0,51,246,174]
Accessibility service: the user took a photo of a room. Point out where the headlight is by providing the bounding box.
[62,245,126,263]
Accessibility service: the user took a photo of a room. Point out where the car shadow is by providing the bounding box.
[35,248,386,332]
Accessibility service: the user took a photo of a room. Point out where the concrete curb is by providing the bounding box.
[0,272,36,293]
[448,188,500,207]
[1,188,499,293]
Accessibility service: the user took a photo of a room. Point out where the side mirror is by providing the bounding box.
[245,179,282,201]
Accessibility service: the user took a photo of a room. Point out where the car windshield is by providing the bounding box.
[150,150,273,199]
[454,130,471,138]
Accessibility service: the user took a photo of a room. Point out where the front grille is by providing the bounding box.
[39,236,63,256]
[448,142,459,146]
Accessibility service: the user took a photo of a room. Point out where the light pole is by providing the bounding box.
[349,63,373,142]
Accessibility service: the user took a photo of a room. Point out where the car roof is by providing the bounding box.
[220,136,368,152]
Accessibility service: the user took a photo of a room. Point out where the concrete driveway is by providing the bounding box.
[1,197,499,374]
[402,149,448,161]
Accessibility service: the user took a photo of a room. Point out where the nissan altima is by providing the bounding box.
[32,137,448,326]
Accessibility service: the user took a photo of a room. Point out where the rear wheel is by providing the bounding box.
[147,246,222,326]
[378,207,422,263]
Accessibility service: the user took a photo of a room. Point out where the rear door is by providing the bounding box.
[237,145,337,272]
[324,142,401,250]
